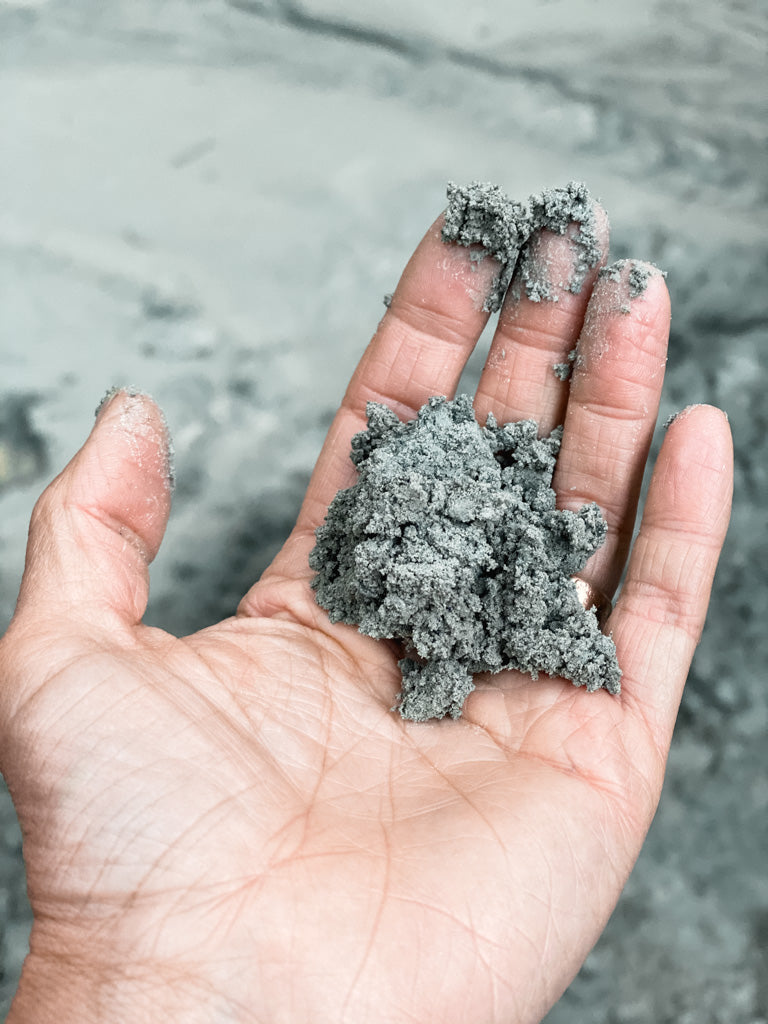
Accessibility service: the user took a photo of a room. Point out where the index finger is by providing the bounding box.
[294,212,500,535]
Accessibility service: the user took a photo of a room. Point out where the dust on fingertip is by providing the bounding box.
[94,384,144,419]
[95,387,175,493]
[154,401,176,492]
[663,410,680,429]
[664,404,729,431]
[598,258,667,301]
[553,347,577,381]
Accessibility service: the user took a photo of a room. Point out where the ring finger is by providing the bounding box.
[553,261,671,599]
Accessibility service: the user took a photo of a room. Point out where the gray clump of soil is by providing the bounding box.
[553,348,578,382]
[310,395,621,722]
[599,257,663,298]
[441,179,601,312]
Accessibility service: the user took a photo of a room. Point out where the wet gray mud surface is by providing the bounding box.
[1,2,766,1020]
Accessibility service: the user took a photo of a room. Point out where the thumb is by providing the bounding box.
[14,389,173,630]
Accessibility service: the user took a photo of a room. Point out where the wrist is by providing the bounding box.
[9,947,233,1024]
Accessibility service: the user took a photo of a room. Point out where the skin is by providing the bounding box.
[0,205,733,1024]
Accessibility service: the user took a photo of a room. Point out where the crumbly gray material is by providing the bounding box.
[309,395,621,721]
[553,348,578,382]
[552,258,668,378]
[628,261,654,298]
[598,258,666,298]
[441,180,601,312]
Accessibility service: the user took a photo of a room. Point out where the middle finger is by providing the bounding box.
[474,201,610,434]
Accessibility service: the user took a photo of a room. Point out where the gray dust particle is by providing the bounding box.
[441,180,601,313]
[553,347,578,381]
[309,395,620,722]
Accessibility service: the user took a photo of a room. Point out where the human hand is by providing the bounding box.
[0,203,732,1023]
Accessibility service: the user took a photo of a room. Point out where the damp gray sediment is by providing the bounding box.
[441,180,602,312]
[598,258,666,299]
[310,395,621,722]
[629,261,654,298]
[552,257,668,377]
[553,348,578,382]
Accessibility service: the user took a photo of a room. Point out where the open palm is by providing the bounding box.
[0,206,732,1024]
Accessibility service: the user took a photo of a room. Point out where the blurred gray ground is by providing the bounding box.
[0,1,766,1020]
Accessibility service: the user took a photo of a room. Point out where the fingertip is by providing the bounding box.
[632,262,671,331]
[94,387,173,473]
[595,258,669,306]
[17,390,175,627]
[662,402,733,464]
[591,199,611,258]
[659,403,734,512]
[575,258,670,376]
[664,401,730,434]
[632,258,670,301]
[643,403,734,545]
[84,388,174,558]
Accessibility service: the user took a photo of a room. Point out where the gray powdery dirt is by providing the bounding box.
[553,256,661,380]
[441,179,601,311]
[599,257,663,298]
[310,395,620,721]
